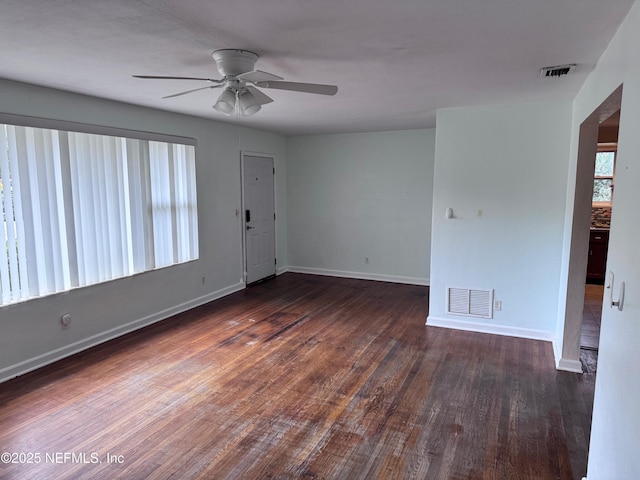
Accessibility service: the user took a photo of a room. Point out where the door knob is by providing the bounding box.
[246,225,255,230]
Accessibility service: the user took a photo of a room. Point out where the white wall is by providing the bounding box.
[565,1,640,477]
[286,130,435,285]
[0,79,286,382]
[427,102,572,340]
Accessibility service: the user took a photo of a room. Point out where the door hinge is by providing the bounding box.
[274,213,276,220]
[274,258,277,265]
[273,167,275,175]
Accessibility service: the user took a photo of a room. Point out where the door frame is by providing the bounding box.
[559,85,622,371]
[240,150,278,285]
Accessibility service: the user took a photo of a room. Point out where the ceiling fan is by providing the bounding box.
[133,49,338,117]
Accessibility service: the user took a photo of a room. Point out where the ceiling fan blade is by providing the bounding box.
[162,85,223,99]
[237,70,284,83]
[245,86,274,105]
[255,81,338,96]
[133,75,223,83]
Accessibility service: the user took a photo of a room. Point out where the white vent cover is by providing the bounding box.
[540,64,576,78]
[447,287,494,319]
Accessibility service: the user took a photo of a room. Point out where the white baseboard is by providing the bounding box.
[557,358,583,373]
[0,282,245,384]
[551,337,584,373]
[425,315,555,342]
[286,266,429,286]
[553,337,563,370]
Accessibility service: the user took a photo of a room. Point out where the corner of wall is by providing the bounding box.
[556,356,583,373]
[552,331,582,372]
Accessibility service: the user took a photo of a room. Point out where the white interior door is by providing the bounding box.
[242,153,276,284]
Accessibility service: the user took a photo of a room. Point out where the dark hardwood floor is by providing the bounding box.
[581,284,603,350]
[0,273,592,479]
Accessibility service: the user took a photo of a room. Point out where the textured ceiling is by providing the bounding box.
[0,0,634,135]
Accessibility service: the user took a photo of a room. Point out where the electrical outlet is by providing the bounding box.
[201,276,206,285]
[60,314,72,329]
[494,300,502,311]
[365,256,370,264]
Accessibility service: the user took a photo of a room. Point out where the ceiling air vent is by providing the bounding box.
[540,64,576,78]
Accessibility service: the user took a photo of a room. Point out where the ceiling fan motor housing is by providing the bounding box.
[212,49,259,77]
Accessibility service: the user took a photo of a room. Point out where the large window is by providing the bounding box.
[1,118,198,306]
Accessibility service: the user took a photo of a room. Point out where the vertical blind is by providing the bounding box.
[1,122,198,306]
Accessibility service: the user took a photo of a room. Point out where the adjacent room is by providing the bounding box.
[1,1,640,478]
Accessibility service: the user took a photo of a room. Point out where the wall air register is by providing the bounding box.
[446,287,494,319]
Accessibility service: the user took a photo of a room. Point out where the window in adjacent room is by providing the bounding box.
[1,117,198,306]
[593,144,616,204]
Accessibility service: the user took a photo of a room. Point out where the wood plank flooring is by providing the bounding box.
[581,284,603,350]
[0,273,591,479]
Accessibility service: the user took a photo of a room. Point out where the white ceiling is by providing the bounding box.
[0,0,634,135]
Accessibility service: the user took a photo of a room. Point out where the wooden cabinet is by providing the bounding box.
[586,229,609,283]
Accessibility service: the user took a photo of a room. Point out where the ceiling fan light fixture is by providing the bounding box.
[238,89,261,116]
[213,87,236,115]
[136,48,338,118]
